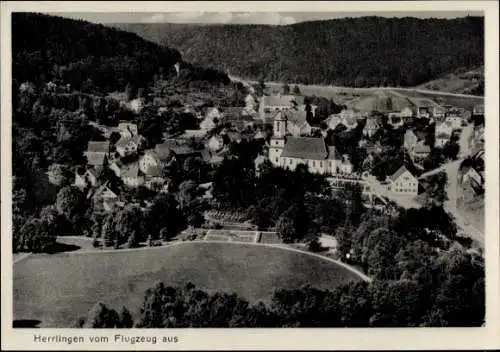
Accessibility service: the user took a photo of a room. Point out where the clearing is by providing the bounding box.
[13,241,363,327]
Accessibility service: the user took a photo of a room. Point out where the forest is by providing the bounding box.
[12,12,230,94]
[116,16,484,87]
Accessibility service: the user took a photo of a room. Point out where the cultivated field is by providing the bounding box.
[13,242,363,327]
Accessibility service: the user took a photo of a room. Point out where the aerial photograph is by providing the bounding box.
[11,10,486,328]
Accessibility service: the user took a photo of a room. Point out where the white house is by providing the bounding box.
[259,94,298,118]
[445,115,462,129]
[115,135,144,158]
[462,166,483,186]
[387,166,419,196]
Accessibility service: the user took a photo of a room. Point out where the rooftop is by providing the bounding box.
[87,141,110,153]
[281,137,328,160]
[389,165,413,182]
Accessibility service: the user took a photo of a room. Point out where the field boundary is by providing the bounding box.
[14,238,371,282]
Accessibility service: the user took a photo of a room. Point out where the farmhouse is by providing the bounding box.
[387,166,419,196]
[91,184,118,213]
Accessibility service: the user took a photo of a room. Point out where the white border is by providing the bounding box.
[1,1,499,350]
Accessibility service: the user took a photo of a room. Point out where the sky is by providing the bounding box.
[48,11,483,26]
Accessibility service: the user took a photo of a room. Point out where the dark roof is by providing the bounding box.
[155,140,179,160]
[281,137,328,160]
[87,141,109,153]
[389,165,414,182]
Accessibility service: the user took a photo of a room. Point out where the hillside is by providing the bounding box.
[115,16,484,88]
[12,13,229,93]
[416,67,484,95]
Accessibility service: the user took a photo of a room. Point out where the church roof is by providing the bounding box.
[281,137,328,160]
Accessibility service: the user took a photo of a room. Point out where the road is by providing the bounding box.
[418,124,484,247]
[229,75,483,100]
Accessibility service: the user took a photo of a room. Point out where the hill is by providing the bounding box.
[12,13,229,94]
[416,66,484,95]
[115,16,484,88]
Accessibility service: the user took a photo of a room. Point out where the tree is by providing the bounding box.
[80,302,121,328]
[120,307,134,328]
[178,180,197,209]
[292,85,301,95]
[442,141,460,160]
[275,203,309,243]
[422,171,448,208]
[55,186,86,222]
[114,204,144,248]
[281,84,291,94]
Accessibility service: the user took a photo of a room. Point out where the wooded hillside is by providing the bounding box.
[116,16,484,87]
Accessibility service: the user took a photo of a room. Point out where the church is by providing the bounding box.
[268,112,352,175]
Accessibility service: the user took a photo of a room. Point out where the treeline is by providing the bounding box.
[12,13,230,94]
[79,236,485,328]
[116,16,484,87]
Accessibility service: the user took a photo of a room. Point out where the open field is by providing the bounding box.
[13,241,363,327]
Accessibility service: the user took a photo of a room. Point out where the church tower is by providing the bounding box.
[269,112,287,167]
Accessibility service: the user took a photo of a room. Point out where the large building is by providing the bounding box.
[268,112,349,175]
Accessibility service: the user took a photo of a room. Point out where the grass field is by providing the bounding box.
[13,242,362,327]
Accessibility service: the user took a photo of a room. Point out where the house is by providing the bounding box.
[220,107,253,130]
[245,94,259,112]
[283,110,312,136]
[445,115,462,129]
[412,141,431,160]
[387,166,419,196]
[462,166,483,186]
[206,135,225,152]
[403,130,419,152]
[200,107,221,131]
[92,184,119,212]
[416,106,431,119]
[473,104,484,116]
[387,115,404,129]
[115,135,144,158]
[120,162,144,188]
[389,107,413,120]
[363,118,380,138]
[432,105,446,119]
[435,121,454,135]
[118,122,138,138]
[85,141,110,167]
[327,112,358,131]
[259,94,299,118]
[254,154,267,177]
[435,132,450,148]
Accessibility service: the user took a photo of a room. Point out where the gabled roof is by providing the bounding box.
[389,165,414,182]
[115,135,143,148]
[155,140,179,160]
[281,137,328,160]
[87,141,110,153]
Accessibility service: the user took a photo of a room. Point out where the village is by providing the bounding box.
[42,75,485,248]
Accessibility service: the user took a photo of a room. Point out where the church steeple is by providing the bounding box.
[274,111,287,138]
